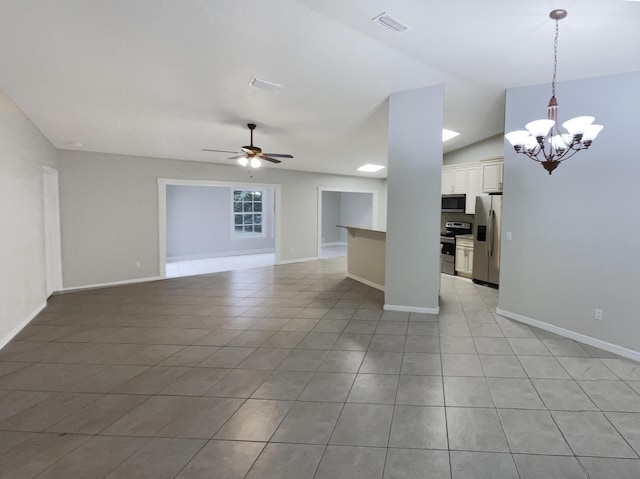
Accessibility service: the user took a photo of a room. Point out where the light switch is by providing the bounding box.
[506,231,512,241]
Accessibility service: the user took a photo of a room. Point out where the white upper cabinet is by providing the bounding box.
[465,166,481,214]
[441,163,487,214]
[481,160,504,193]
[442,167,467,194]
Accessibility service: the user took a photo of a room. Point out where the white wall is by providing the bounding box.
[166,185,275,260]
[58,150,387,288]
[321,191,342,244]
[443,135,503,166]
[499,70,640,357]
[0,90,58,346]
[385,85,443,313]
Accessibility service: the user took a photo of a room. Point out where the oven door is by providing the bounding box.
[440,237,456,275]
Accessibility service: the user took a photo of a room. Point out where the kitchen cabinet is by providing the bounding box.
[481,160,504,193]
[442,167,467,194]
[465,166,481,214]
[442,165,482,214]
[455,236,474,278]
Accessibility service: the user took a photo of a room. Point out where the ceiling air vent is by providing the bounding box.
[372,12,409,33]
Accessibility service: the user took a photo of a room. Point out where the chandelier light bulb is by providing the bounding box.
[250,157,262,168]
[525,119,555,139]
[504,9,603,175]
[561,116,595,136]
[237,157,249,167]
[582,124,604,143]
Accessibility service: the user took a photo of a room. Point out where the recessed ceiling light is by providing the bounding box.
[442,129,460,142]
[249,76,283,91]
[357,164,385,172]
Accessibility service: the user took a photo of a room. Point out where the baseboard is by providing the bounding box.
[167,249,275,262]
[384,304,439,314]
[321,242,347,248]
[0,301,47,350]
[276,256,319,265]
[346,273,384,292]
[496,307,640,362]
[61,275,164,294]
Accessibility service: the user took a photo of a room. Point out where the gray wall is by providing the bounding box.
[0,90,59,344]
[321,191,375,246]
[58,150,387,288]
[385,85,443,312]
[499,70,640,355]
[321,191,343,244]
[340,192,373,231]
[166,185,275,260]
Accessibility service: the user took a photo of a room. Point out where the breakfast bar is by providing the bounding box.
[338,226,386,291]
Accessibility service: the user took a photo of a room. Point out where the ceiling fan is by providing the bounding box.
[202,123,293,168]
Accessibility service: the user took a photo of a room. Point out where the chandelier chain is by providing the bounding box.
[552,18,559,98]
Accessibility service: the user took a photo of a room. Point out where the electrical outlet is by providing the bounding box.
[506,231,513,241]
[134,261,141,269]
[594,308,603,321]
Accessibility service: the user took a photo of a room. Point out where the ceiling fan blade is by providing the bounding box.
[228,154,247,160]
[260,155,282,164]
[202,148,239,154]
[263,153,293,158]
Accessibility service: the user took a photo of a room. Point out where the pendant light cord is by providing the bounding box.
[552,18,559,98]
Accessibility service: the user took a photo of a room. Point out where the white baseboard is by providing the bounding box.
[0,301,47,350]
[384,304,439,314]
[321,242,347,248]
[61,275,164,294]
[276,256,319,265]
[496,307,640,363]
[346,273,384,292]
[167,249,275,262]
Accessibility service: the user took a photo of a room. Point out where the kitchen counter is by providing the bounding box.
[337,226,385,291]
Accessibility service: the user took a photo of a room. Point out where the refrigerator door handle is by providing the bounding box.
[487,209,494,257]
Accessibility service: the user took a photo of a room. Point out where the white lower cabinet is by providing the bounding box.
[455,237,474,278]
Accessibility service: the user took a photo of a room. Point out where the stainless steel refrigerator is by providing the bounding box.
[472,194,502,286]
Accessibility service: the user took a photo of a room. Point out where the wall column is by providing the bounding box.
[385,85,443,313]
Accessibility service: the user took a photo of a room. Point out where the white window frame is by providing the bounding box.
[231,189,266,239]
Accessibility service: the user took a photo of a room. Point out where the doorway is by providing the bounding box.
[158,179,281,278]
[42,166,62,295]
[317,188,378,259]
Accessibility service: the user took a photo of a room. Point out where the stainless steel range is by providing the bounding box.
[440,221,472,276]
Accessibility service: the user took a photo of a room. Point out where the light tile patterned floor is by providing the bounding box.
[1,258,639,478]
[166,246,346,278]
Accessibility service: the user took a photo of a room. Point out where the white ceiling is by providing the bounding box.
[1,0,639,177]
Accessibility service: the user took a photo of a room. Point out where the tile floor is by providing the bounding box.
[166,245,346,278]
[1,258,640,478]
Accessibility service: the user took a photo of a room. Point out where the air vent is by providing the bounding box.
[372,12,409,33]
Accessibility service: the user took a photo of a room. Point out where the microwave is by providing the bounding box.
[441,194,466,213]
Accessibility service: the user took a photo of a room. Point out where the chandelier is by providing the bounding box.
[505,10,603,175]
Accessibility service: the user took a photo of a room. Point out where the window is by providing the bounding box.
[232,190,264,238]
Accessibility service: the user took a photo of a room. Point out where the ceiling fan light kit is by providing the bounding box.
[505,9,603,175]
[202,123,293,169]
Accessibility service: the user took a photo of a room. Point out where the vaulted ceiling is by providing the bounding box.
[1,0,639,177]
